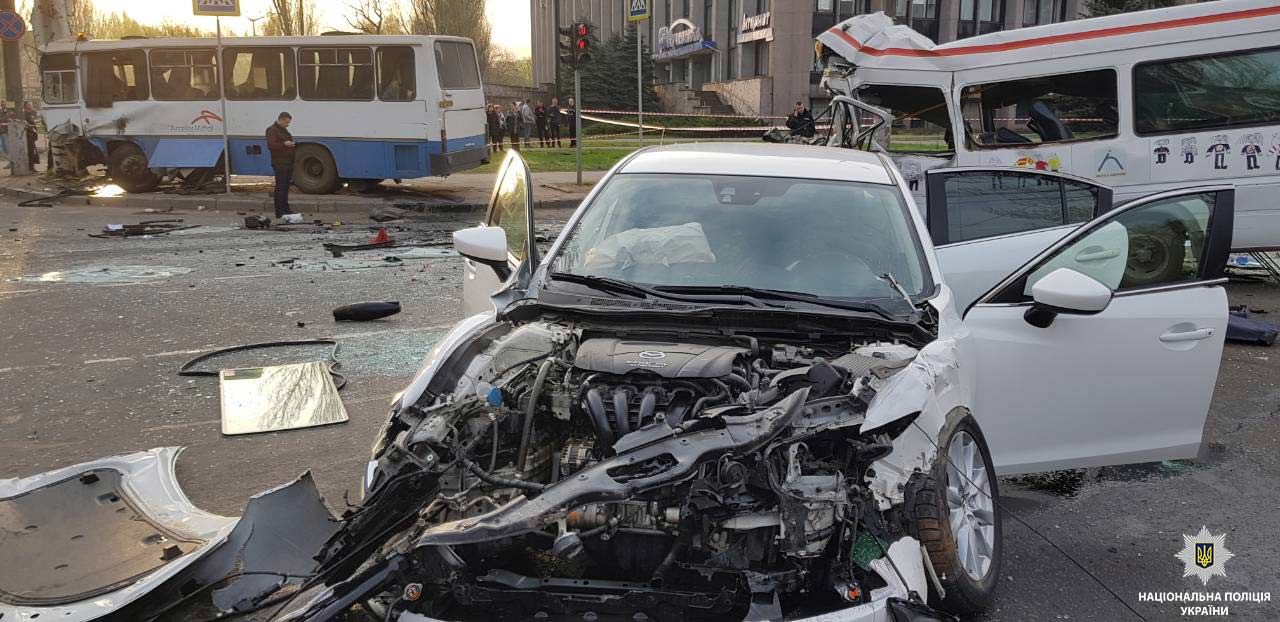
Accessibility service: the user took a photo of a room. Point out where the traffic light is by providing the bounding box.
[574,22,591,65]
[558,24,577,66]
[559,22,592,67]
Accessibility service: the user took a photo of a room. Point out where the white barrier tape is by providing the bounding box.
[582,108,786,121]
[581,113,787,133]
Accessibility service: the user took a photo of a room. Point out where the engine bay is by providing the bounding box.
[311,318,948,621]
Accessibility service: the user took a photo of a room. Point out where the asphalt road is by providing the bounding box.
[1,198,1277,621]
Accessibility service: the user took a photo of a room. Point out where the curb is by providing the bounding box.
[0,183,582,217]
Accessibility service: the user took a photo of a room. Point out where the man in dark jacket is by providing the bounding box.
[564,97,578,147]
[23,102,38,171]
[265,112,297,217]
[486,104,503,153]
[547,97,562,147]
[534,101,548,148]
[786,101,815,138]
[506,102,520,151]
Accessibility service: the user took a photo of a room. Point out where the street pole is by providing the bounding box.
[216,16,231,193]
[1,0,29,175]
[574,68,582,185]
[636,23,642,145]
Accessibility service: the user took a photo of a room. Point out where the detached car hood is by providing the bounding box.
[0,447,337,621]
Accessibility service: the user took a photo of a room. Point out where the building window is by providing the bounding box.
[42,53,78,105]
[1134,46,1280,135]
[958,0,1003,39]
[816,0,834,13]
[961,69,1118,148]
[704,0,713,40]
[893,0,938,41]
[377,46,416,101]
[682,0,690,17]
[150,49,218,100]
[299,47,375,100]
[752,41,768,77]
[1023,0,1068,27]
[223,48,296,100]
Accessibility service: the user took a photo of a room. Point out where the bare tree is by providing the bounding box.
[346,0,406,34]
[265,0,317,36]
[406,0,491,69]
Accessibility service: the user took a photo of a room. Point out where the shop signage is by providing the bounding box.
[738,11,772,43]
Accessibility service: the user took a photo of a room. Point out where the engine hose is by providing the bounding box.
[461,456,546,492]
[585,388,616,448]
[651,540,684,586]
[613,389,631,436]
[725,373,752,391]
[638,390,657,425]
[516,359,555,473]
[689,390,728,419]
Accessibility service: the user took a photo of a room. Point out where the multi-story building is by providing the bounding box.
[530,0,1098,117]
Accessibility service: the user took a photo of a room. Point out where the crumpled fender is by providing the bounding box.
[396,313,497,411]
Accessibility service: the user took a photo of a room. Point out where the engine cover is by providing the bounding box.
[573,339,748,378]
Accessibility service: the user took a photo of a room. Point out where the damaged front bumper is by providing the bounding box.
[0,447,337,621]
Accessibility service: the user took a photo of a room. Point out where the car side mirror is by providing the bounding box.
[453,226,511,280]
[1024,268,1113,328]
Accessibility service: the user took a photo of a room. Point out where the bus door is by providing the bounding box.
[432,39,486,152]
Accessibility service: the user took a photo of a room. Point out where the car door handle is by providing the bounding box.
[1074,246,1120,262]
[1159,327,1215,343]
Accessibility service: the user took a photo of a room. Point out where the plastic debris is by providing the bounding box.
[333,301,402,322]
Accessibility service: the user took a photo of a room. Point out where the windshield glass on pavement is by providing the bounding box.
[550,173,932,304]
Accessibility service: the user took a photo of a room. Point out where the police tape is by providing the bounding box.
[582,108,786,121]
[580,113,798,133]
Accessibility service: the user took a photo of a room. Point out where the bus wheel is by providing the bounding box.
[293,145,339,194]
[107,143,160,193]
[348,178,384,193]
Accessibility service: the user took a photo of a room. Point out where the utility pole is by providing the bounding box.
[636,23,642,145]
[574,68,581,184]
[247,15,263,36]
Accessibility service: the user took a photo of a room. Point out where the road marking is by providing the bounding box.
[84,356,135,364]
[0,289,40,295]
[142,419,221,432]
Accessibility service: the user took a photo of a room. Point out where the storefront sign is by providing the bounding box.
[654,18,717,61]
[738,11,772,43]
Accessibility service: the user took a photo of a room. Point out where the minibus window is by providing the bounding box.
[299,47,375,101]
[151,49,219,101]
[377,47,416,101]
[224,48,297,100]
[960,68,1118,148]
[853,84,954,153]
[41,54,78,105]
[83,50,149,106]
[1134,47,1280,135]
[434,41,480,90]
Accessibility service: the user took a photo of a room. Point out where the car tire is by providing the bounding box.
[1123,225,1186,287]
[909,413,1001,614]
[106,143,160,193]
[293,144,340,194]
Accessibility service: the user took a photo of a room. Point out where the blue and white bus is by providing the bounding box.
[38,34,488,193]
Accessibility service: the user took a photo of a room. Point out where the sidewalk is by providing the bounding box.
[0,170,605,217]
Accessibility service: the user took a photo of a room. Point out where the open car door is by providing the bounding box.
[963,186,1234,474]
[925,168,1114,311]
[454,151,535,316]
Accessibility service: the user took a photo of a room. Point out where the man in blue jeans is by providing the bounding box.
[265,112,297,217]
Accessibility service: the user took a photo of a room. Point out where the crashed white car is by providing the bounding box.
[0,144,1233,622]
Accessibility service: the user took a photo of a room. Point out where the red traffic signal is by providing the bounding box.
[576,23,589,36]
[572,22,591,65]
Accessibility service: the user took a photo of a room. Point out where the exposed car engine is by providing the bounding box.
[310,317,945,621]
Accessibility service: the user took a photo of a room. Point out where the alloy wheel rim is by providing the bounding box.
[946,430,995,581]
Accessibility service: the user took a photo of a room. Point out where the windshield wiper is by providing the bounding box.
[651,284,898,315]
[547,273,777,308]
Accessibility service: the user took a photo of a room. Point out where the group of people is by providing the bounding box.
[0,101,41,171]
[486,97,578,152]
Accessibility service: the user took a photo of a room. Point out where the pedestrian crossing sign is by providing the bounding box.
[629,0,650,21]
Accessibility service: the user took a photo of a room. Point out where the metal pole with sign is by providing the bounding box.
[574,69,581,185]
[193,0,240,193]
[0,1,29,175]
[629,0,649,146]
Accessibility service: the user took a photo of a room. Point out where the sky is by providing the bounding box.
[86,0,533,56]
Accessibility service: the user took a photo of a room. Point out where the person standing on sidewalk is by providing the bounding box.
[565,97,578,147]
[265,112,298,218]
[519,99,536,149]
[486,104,503,153]
[534,100,548,147]
[547,97,562,148]
[506,101,520,151]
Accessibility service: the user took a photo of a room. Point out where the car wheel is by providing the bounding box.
[293,144,340,194]
[106,143,160,193]
[909,414,1001,614]
[1123,226,1186,287]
